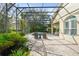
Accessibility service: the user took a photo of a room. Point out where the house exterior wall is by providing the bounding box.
[52,3,79,44]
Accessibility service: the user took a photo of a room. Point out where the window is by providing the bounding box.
[64,16,77,35]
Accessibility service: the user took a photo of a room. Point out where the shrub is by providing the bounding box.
[0,33,15,53]
[0,33,14,48]
[19,32,25,36]
[0,32,29,56]
[10,47,30,56]
[0,32,27,46]
[0,33,9,42]
[8,32,27,44]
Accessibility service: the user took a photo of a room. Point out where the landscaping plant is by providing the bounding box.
[0,32,30,56]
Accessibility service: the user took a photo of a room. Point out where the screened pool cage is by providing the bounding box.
[0,3,64,33]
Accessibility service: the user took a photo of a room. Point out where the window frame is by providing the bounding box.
[64,16,77,35]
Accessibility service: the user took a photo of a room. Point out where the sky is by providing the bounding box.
[15,3,60,12]
[16,3,59,7]
[15,3,60,16]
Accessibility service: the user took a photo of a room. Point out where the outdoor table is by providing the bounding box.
[34,32,47,39]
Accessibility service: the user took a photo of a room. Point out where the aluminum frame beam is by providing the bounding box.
[22,11,57,13]
[16,6,63,8]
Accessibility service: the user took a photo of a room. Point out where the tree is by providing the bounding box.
[20,9,51,33]
[19,19,27,33]
[0,12,11,33]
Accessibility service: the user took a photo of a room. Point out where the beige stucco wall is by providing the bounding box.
[59,14,79,43]
[52,3,79,44]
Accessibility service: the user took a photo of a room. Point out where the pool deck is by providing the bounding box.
[25,34,79,56]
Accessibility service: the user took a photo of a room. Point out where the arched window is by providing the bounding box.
[64,16,77,35]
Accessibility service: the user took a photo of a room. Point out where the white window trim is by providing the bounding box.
[64,16,77,35]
